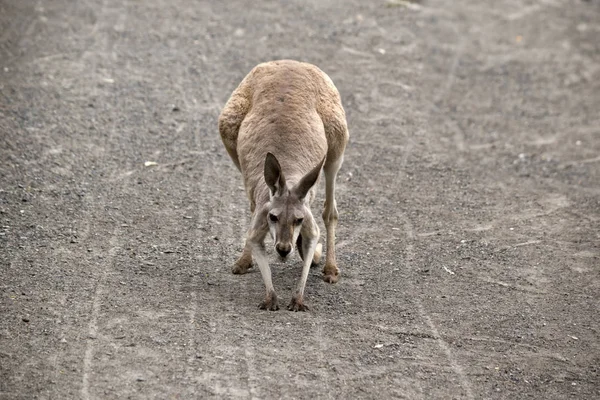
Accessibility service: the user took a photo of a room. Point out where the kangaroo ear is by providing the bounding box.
[293,156,325,200]
[264,152,286,196]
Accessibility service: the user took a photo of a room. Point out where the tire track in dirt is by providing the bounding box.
[78,125,127,396]
[1,0,119,395]
[78,0,109,394]
[404,222,475,400]
[1,0,129,396]
[75,1,136,396]
[181,30,256,395]
[192,159,256,397]
[80,229,119,400]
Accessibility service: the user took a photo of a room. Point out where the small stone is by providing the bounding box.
[22,317,30,323]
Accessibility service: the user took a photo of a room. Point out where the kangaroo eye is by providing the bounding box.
[295,218,304,225]
[268,213,278,223]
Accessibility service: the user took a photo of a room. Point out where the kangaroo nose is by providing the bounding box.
[276,244,291,257]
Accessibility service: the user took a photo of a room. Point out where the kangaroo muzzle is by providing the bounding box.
[275,243,292,258]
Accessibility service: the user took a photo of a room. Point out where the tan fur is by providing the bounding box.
[219,60,349,311]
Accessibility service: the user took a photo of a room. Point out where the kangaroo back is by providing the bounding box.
[239,61,329,205]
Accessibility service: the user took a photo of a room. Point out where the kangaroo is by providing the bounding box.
[218,60,349,311]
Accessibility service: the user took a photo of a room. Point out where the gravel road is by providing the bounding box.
[1,0,599,398]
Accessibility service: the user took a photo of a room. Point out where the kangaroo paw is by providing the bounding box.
[287,296,309,312]
[322,264,340,283]
[232,260,253,274]
[258,292,279,311]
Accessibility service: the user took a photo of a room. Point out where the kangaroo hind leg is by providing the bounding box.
[322,156,343,283]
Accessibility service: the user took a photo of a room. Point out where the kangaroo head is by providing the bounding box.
[263,152,324,258]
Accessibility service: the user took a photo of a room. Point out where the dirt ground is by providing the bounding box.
[1,0,599,399]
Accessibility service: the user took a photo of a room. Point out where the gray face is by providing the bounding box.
[267,190,306,258]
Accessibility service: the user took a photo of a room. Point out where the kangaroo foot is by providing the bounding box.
[322,264,340,284]
[287,295,309,312]
[259,291,279,311]
[232,259,253,275]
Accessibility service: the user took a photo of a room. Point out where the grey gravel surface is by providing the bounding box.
[1,0,599,399]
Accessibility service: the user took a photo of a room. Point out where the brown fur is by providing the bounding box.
[219,60,348,210]
[219,60,349,311]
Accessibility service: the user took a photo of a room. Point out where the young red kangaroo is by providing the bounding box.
[218,60,349,311]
